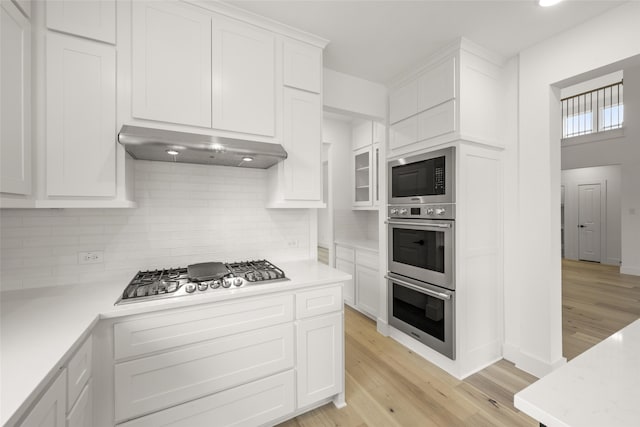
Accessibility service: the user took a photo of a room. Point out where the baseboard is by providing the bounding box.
[620,264,640,276]
[376,318,389,336]
[507,347,566,378]
[604,257,620,266]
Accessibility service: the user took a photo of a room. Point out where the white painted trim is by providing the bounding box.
[620,265,640,276]
[376,318,389,336]
[186,0,329,48]
[513,348,567,379]
[561,127,624,147]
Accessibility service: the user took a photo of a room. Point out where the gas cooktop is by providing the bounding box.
[115,259,288,305]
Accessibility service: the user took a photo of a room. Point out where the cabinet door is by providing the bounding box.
[132,1,211,128]
[19,370,66,427]
[66,380,92,427]
[417,100,456,142]
[212,14,275,136]
[352,145,372,207]
[389,79,417,124]
[283,38,322,93]
[46,33,116,197]
[67,336,92,411]
[118,371,295,427]
[282,87,321,200]
[389,115,418,151]
[296,312,343,408]
[335,258,354,305]
[373,143,380,206]
[1,1,31,195]
[417,56,455,112]
[46,0,115,44]
[355,264,379,318]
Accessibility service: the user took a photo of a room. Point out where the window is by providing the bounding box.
[561,81,623,139]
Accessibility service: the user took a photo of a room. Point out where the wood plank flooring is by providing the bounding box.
[562,259,640,360]
[279,259,640,426]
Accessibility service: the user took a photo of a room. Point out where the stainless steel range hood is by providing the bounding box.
[118,125,287,169]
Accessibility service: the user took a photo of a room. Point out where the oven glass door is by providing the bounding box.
[388,219,454,289]
[387,274,455,359]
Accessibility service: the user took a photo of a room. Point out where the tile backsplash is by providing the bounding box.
[0,161,311,291]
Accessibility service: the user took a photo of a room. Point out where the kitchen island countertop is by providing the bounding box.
[515,318,640,427]
[0,260,350,427]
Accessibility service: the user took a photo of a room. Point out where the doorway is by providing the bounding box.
[578,183,601,262]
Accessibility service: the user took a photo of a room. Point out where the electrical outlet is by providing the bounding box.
[287,239,299,248]
[78,251,104,265]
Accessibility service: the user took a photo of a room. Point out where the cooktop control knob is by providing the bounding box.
[233,278,243,287]
[435,208,446,216]
[222,278,232,288]
[426,208,435,215]
[197,282,208,291]
[185,283,196,293]
[399,208,408,215]
[390,208,398,215]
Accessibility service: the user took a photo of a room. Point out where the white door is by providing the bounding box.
[578,183,601,262]
[132,1,211,128]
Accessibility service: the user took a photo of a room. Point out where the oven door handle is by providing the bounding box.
[385,220,452,229]
[385,274,452,300]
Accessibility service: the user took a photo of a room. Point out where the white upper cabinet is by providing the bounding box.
[132,1,212,128]
[388,40,504,157]
[417,56,455,112]
[352,121,372,151]
[389,79,418,124]
[1,0,31,196]
[46,32,116,197]
[281,87,322,201]
[46,0,116,44]
[283,38,322,94]
[211,14,275,137]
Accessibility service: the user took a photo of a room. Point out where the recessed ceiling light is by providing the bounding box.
[242,156,254,162]
[539,0,562,7]
[166,149,179,156]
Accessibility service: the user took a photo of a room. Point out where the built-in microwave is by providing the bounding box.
[388,147,455,205]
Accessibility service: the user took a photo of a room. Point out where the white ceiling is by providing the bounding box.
[228,0,627,84]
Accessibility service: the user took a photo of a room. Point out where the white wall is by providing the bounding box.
[561,165,621,265]
[505,1,640,378]
[0,161,312,291]
[323,116,378,242]
[323,68,387,120]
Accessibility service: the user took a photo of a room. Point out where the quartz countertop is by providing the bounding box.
[514,318,640,427]
[0,260,350,427]
[334,238,379,252]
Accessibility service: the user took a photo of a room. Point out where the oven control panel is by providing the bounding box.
[388,204,455,220]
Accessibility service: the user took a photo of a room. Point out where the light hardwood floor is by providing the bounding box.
[280,259,640,426]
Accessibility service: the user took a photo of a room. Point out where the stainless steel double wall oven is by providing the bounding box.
[386,147,456,359]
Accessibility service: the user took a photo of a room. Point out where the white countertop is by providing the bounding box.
[334,238,379,252]
[0,260,350,427]
[515,319,640,427]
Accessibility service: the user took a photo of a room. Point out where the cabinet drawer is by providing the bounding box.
[114,294,294,360]
[356,249,379,270]
[335,245,355,262]
[296,285,342,319]
[67,379,92,427]
[115,323,294,422]
[67,335,92,411]
[119,370,295,427]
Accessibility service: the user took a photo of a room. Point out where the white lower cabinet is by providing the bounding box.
[296,312,343,408]
[118,370,295,427]
[19,370,66,427]
[114,323,295,422]
[111,285,344,426]
[66,380,92,427]
[335,243,379,319]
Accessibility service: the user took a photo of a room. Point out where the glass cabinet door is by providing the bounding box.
[353,146,372,206]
